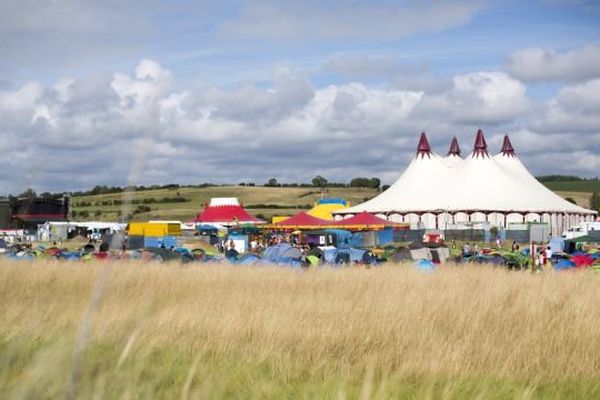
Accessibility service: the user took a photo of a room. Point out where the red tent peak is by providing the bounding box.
[447,136,461,156]
[501,135,516,157]
[416,132,432,158]
[472,128,489,158]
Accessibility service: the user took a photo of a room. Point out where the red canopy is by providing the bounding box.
[334,212,394,227]
[192,205,263,225]
[272,212,333,228]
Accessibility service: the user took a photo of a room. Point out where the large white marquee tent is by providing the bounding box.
[335,129,597,235]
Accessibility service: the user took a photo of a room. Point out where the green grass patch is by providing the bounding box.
[542,180,600,192]
[2,336,599,399]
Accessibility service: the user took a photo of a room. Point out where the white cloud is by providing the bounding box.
[506,45,600,82]
[324,55,452,93]
[0,60,598,195]
[0,82,43,112]
[414,72,532,124]
[531,79,600,134]
[219,0,484,41]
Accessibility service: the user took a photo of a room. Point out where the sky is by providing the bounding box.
[0,0,599,195]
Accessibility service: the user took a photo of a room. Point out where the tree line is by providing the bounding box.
[260,176,382,189]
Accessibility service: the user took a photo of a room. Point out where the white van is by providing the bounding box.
[562,222,600,240]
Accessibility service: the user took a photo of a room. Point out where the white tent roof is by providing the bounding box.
[442,136,463,168]
[209,197,240,206]
[338,130,596,216]
[339,133,451,213]
[492,135,593,214]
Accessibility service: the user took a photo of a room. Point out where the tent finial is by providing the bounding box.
[473,128,489,158]
[416,132,432,158]
[447,136,461,156]
[501,134,516,157]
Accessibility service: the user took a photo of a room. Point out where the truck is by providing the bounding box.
[562,221,600,240]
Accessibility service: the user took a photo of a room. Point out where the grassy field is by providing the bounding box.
[553,191,594,207]
[542,180,600,193]
[2,262,600,399]
[71,185,594,222]
[71,186,380,222]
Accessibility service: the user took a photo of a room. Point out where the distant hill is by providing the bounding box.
[69,182,595,222]
[538,180,600,192]
[71,186,380,223]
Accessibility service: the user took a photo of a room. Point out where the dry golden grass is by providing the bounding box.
[1,261,600,399]
[555,191,593,207]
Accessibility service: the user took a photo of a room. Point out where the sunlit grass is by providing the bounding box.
[1,261,600,399]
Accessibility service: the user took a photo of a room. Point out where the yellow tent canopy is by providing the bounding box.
[307,198,349,220]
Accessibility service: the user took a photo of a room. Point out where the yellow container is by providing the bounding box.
[143,224,168,236]
[128,222,146,236]
[165,223,181,236]
[127,222,181,236]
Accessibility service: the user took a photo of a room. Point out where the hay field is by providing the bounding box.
[554,191,593,208]
[72,186,379,222]
[1,262,600,399]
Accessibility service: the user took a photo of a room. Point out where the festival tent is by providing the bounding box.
[268,212,336,230]
[334,211,406,230]
[307,198,349,220]
[191,198,264,226]
[334,132,452,226]
[335,129,597,232]
[441,129,546,213]
[493,134,595,234]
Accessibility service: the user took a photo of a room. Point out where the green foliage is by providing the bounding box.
[350,177,370,187]
[18,188,37,199]
[311,175,328,188]
[565,197,577,204]
[536,175,584,182]
[265,178,279,187]
[133,205,152,214]
[541,180,600,192]
[590,192,600,212]
[4,337,600,400]
[350,177,381,189]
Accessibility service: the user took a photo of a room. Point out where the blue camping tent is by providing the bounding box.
[262,243,303,267]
